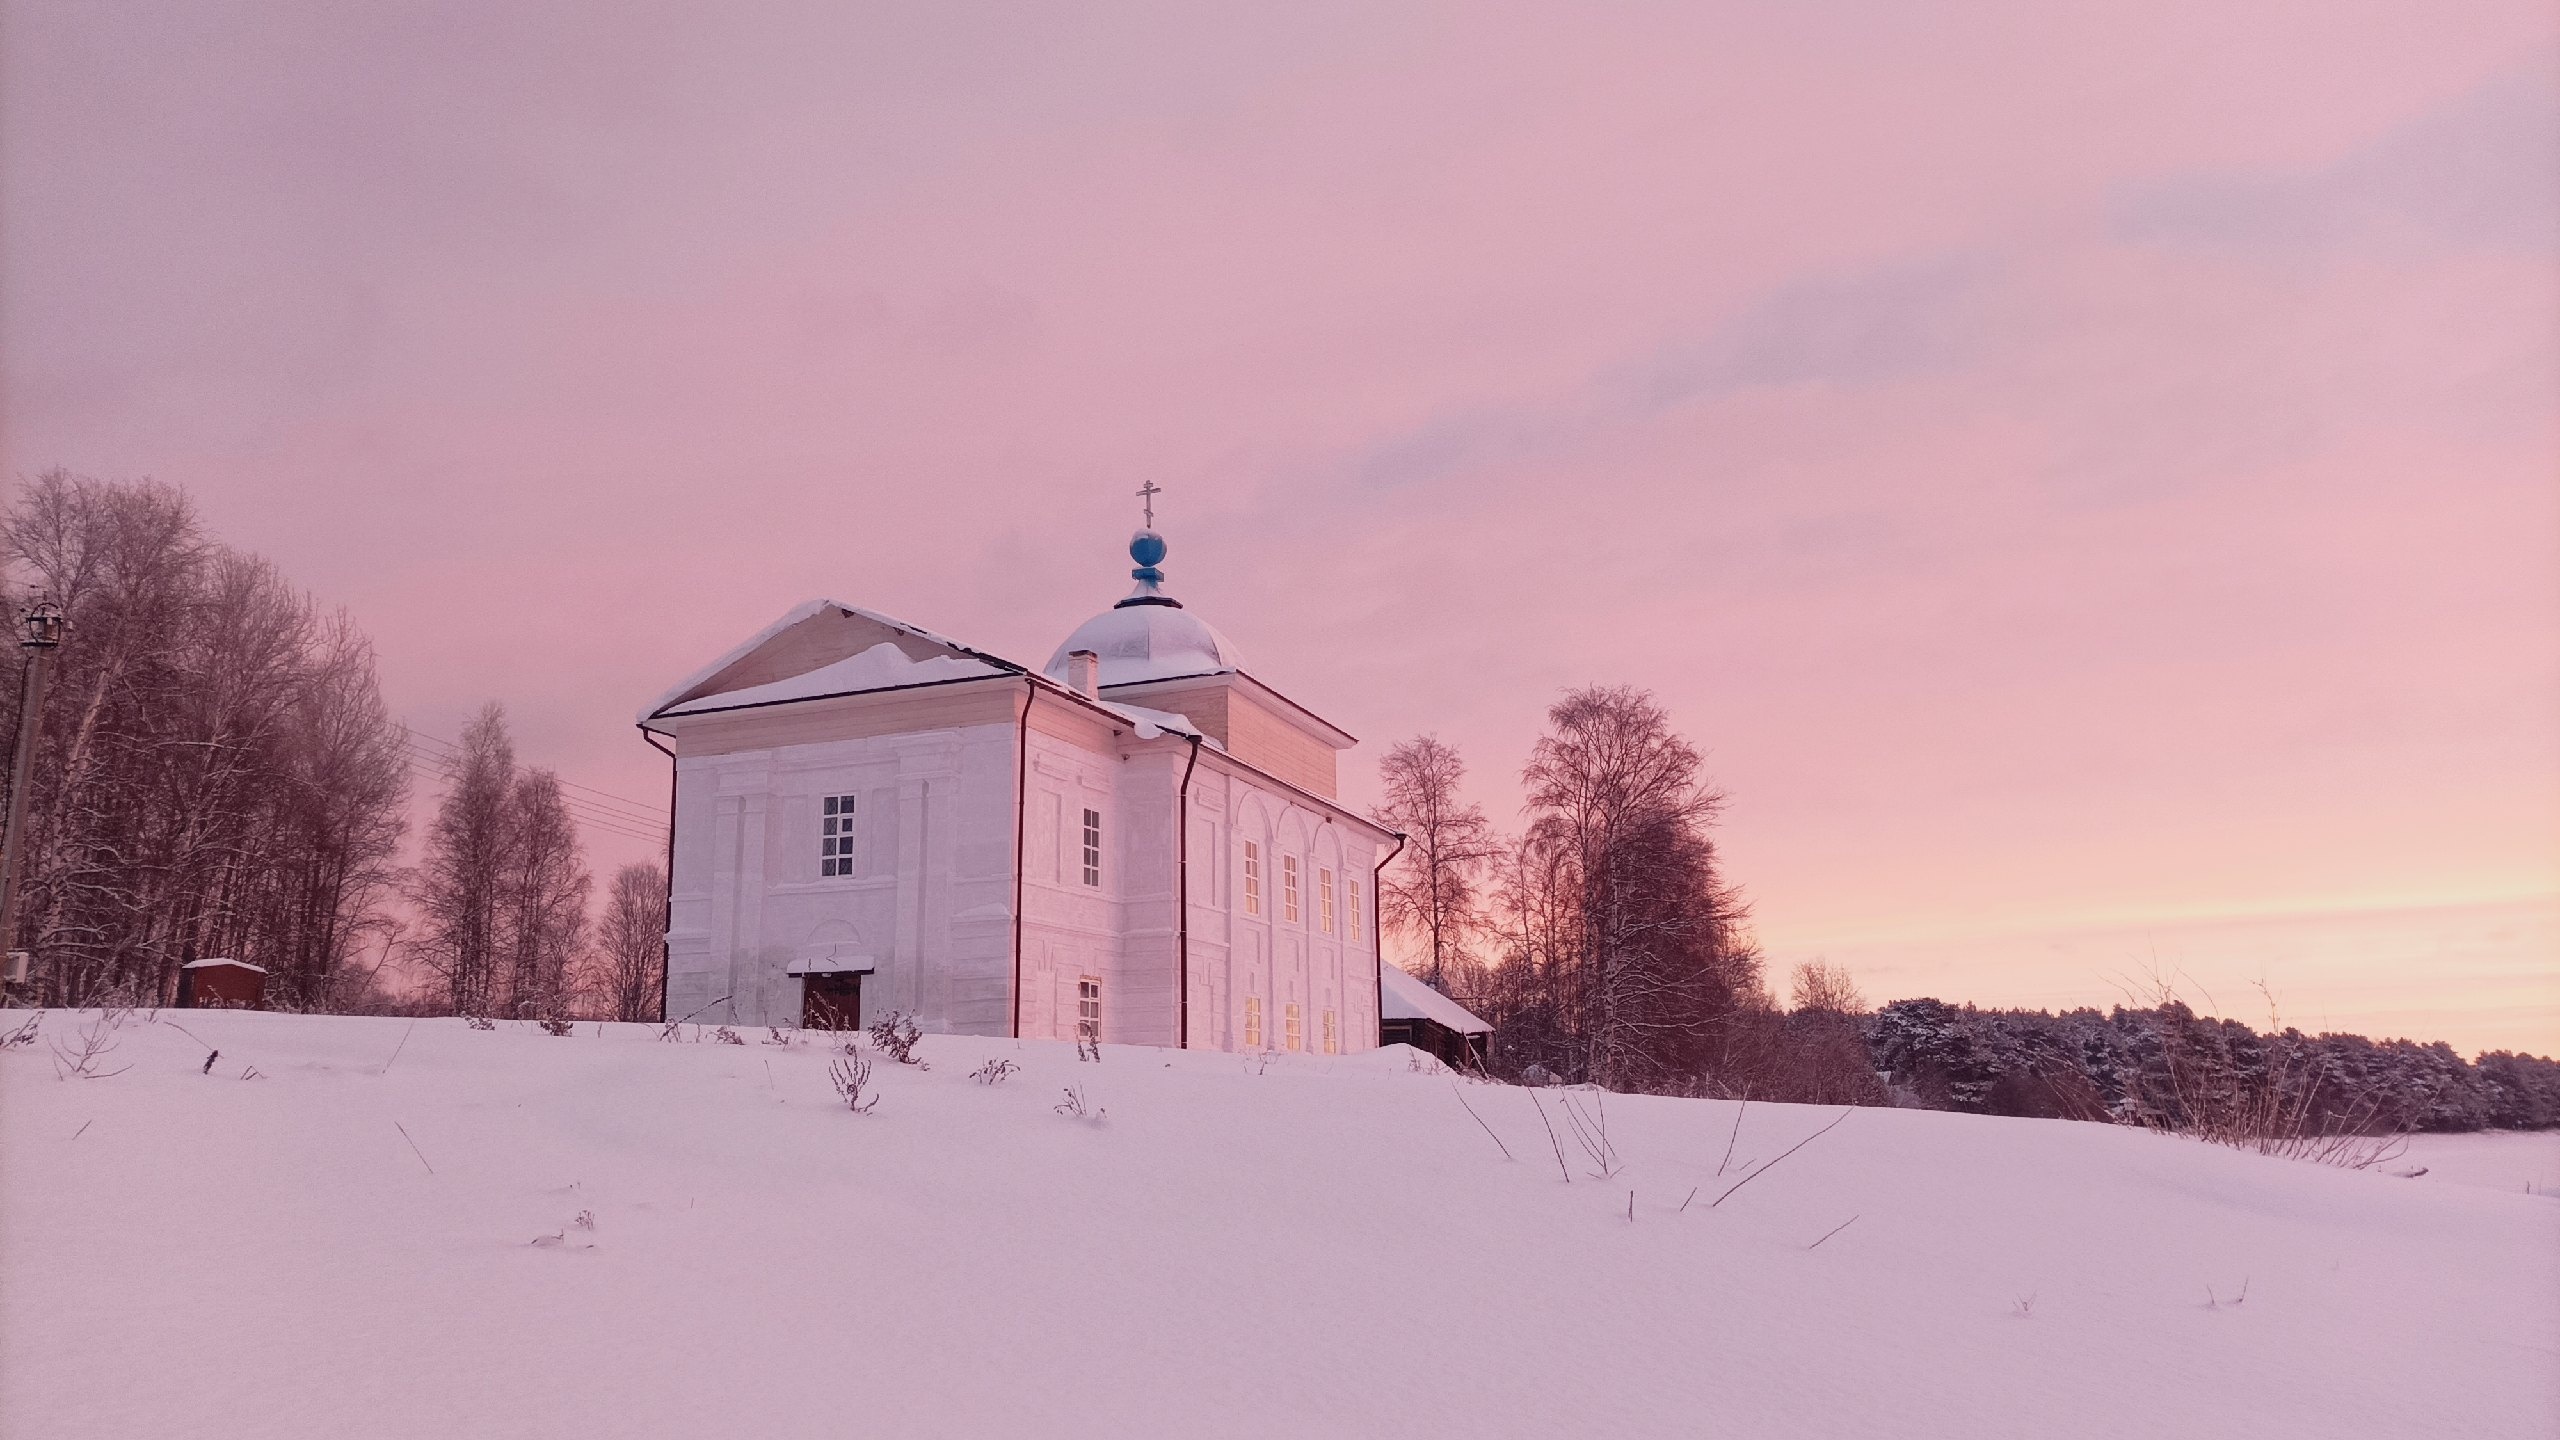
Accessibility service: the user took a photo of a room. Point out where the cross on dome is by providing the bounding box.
[1041,493,1245,686]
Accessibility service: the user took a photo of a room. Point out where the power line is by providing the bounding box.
[395,725,669,847]
[399,724,665,821]
[396,753,660,830]
[402,738,664,825]
[401,725,665,820]
[396,753,666,846]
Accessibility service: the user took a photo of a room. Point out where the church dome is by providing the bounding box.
[1043,528,1244,687]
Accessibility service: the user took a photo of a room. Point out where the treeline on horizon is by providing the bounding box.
[0,470,666,1018]
[1371,707,2559,1135]
[5,470,2551,1138]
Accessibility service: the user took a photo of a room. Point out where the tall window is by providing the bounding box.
[1081,808,1102,887]
[1282,856,1300,924]
[1242,842,1262,915]
[1348,878,1363,940]
[1077,977,1101,1039]
[820,794,858,877]
[1284,1002,1303,1052]
[1323,1009,1338,1055]
[1244,995,1263,1048]
[1319,868,1335,934]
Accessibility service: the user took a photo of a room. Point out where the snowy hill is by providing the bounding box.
[3,1010,2553,1439]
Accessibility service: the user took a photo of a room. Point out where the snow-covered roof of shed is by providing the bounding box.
[1380,964,1491,1035]
[181,958,268,973]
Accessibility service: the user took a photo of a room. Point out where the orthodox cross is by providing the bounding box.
[1135,480,1161,529]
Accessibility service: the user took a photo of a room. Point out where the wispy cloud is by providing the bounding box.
[1348,251,2003,492]
[2114,65,2560,256]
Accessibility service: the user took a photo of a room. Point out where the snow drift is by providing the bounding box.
[2,1009,2552,1438]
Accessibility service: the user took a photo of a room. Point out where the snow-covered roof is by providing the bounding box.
[660,642,1003,716]
[1379,964,1491,1034]
[641,600,1022,722]
[1041,528,1245,688]
[1044,602,1243,689]
[1095,701,1213,744]
[181,958,268,973]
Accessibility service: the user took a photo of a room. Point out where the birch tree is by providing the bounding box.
[1369,735,1497,995]
[593,861,668,1022]
[0,470,407,1007]
[408,707,594,1018]
[409,705,515,1015]
[1494,685,1761,1091]
[499,768,589,1018]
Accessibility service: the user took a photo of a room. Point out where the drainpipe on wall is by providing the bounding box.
[1010,678,1035,1040]
[640,727,679,1024]
[1370,832,1406,1048]
[1176,733,1202,1049]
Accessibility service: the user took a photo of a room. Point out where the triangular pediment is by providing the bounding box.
[641,601,1024,722]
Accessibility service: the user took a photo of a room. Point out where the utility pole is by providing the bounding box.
[0,601,66,985]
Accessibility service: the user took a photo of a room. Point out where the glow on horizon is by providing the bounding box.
[3,3,2553,1053]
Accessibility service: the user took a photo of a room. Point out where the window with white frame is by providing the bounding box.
[1242,842,1262,915]
[1284,1002,1303,1052]
[1323,1009,1338,1055]
[1282,855,1300,924]
[1077,977,1101,1039]
[1081,809,1102,887]
[1319,868,1335,933]
[1348,878,1363,940]
[1244,995,1263,1048]
[820,794,858,877]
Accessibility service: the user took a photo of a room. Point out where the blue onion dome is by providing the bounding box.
[1044,526,1244,686]
[1119,528,1175,608]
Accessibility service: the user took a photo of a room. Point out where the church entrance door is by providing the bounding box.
[802,973,862,1031]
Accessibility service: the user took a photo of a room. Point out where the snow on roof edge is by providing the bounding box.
[640,600,1029,724]
[1380,963,1491,1034]
[660,643,1005,716]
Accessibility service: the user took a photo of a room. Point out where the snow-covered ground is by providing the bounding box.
[2,1010,2553,1439]
[2396,1128,2560,1197]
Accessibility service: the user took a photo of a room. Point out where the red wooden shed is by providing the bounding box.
[176,958,267,1010]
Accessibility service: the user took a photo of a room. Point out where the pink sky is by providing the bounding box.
[5,3,2554,1053]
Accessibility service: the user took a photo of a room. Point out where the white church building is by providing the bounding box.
[638,520,1402,1054]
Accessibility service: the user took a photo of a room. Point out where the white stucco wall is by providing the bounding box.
[662,685,1385,1052]
[1185,763,1381,1056]
[665,718,1020,1032]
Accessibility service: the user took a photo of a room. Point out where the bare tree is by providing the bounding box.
[499,769,589,1017]
[591,862,667,1022]
[0,471,408,1007]
[408,705,515,1015]
[1790,960,1865,1016]
[1487,685,1760,1092]
[1370,735,1498,994]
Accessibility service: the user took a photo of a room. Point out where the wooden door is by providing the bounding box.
[802,973,862,1031]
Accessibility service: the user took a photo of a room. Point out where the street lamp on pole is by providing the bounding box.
[0,601,66,992]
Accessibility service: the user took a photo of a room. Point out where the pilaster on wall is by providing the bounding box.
[728,790,770,1024]
[892,775,928,1020]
